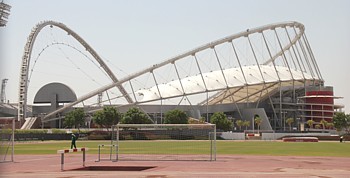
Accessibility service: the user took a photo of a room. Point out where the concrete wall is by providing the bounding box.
[241,108,273,131]
[262,132,332,140]
[220,132,245,140]
[219,132,333,140]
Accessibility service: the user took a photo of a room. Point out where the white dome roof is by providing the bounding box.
[136,65,317,103]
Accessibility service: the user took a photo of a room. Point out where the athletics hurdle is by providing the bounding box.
[95,144,118,162]
[57,148,88,171]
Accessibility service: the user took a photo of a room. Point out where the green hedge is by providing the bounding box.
[51,129,66,134]
[1,129,90,135]
[87,130,111,140]
[15,129,48,134]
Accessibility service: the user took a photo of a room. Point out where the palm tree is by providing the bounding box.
[320,119,328,130]
[286,118,294,131]
[236,120,244,130]
[254,115,262,134]
[243,120,250,130]
[285,118,294,131]
[326,122,334,130]
[307,120,314,130]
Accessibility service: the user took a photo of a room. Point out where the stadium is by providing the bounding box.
[0,20,343,133]
[2,1,350,176]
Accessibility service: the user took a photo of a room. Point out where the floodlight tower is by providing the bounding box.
[0,1,11,27]
[1,2,11,104]
[1,78,8,103]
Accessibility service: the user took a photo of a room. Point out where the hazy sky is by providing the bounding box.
[1,0,350,112]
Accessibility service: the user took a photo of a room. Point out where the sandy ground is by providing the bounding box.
[1,154,350,178]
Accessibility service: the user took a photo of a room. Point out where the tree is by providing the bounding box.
[243,120,251,130]
[200,117,206,123]
[93,106,122,130]
[64,108,85,130]
[346,114,350,134]
[306,120,314,130]
[93,110,105,128]
[120,107,153,124]
[254,115,262,134]
[164,109,188,124]
[64,113,75,128]
[210,112,232,131]
[320,119,328,130]
[103,106,122,127]
[333,112,349,132]
[235,120,244,130]
[286,118,294,131]
[326,122,334,129]
[315,124,321,129]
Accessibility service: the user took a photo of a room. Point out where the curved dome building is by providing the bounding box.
[118,21,342,131]
[17,21,342,131]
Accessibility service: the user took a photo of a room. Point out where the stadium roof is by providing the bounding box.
[136,65,319,104]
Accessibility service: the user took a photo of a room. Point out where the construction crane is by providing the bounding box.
[1,78,8,103]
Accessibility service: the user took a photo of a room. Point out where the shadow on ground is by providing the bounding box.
[70,166,157,171]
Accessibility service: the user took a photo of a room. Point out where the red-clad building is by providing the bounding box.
[298,86,343,127]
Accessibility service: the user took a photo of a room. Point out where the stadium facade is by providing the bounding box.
[0,21,344,131]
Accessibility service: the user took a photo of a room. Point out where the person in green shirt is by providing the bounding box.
[71,134,77,149]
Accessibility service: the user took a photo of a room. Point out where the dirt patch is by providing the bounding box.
[303,161,321,165]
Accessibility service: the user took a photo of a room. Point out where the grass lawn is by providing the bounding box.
[217,141,350,157]
[11,140,350,157]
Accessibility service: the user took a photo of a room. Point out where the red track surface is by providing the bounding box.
[1,154,350,177]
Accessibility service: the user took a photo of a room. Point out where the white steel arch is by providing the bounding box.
[42,21,323,122]
[18,20,133,121]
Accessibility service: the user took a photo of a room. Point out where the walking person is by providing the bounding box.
[71,133,77,149]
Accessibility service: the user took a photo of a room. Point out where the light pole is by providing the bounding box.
[281,111,287,131]
[252,116,255,133]
[296,117,300,131]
